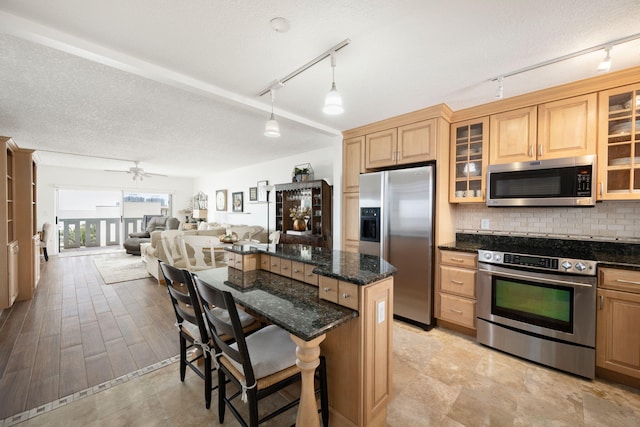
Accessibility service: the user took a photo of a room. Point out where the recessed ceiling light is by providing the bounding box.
[270,17,290,33]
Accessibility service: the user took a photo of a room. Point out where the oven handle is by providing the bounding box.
[478,266,594,288]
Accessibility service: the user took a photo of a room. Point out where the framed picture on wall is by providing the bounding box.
[249,186,258,202]
[232,192,243,212]
[216,190,227,211]
[257,180,268,202]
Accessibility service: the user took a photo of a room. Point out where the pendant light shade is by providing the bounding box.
[323,52,344,115]
[264,89,280,137]
[264,112,280,137]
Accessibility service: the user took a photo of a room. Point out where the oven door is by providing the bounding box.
[477,262,596,348]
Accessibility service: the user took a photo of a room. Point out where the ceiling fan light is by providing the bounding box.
[264,113,280,137]
[323,83,343,115]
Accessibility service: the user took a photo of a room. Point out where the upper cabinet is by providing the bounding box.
[538,94,597,160]
[597,83,640,200]
[365,119,436,169]
[343,136,364,193]
[450,118,488,202]
[489,95,597,165]
[489,106,537,164]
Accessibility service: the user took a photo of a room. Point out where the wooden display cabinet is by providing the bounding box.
[275,179,332,248]
[450,117,488,202]
[597,83,640,200]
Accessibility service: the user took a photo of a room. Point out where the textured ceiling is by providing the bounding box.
[1,0,640,177]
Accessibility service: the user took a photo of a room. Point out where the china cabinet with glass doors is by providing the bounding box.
[450,118,488,202]
[598,83,640,199]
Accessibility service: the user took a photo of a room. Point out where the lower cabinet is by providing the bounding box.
[597,267,640,384]
[436,250,477,331]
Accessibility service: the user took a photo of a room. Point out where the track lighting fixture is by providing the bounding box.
[597,46,612,71]
[264,89,280,138]
[323,51,344,115]
[495,76,504,99]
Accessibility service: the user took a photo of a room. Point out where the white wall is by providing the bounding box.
[37,164,195,254]
[194,139,344,247]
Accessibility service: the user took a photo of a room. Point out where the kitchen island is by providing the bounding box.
[197,243,397,427]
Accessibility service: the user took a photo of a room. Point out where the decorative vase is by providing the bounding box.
[293,218,306,231]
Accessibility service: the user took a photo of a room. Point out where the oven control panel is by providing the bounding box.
[478,250,597,276]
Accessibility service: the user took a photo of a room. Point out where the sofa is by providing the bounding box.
[124,215,180,255]
[144,223,266,281]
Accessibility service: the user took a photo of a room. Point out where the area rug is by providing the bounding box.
[92,253,150,284]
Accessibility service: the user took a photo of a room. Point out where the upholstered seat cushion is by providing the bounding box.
[211,306,256,329]
[226,325,296,380]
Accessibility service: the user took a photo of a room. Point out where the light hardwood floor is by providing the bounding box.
[1,252,638,426]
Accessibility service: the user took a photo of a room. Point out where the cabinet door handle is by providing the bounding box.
[599,182,604,197]
[324,287,332,292]
[342,293,350,299]
[599,295,604,310]
[450,280,464,285]
[450,257,465,263]
[450,308,463,315]
[271,263,277,267]
[529,146,534,158]
[538,143,543,157]
[293,269,300,273]
[615,278,640,285]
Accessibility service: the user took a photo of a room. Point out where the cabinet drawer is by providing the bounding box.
[440,265,476,298]
[291,261,306,282]
[304,263,319,286]
[440,250,477,268]
[599,267,640,294]
[269,256,281,274]
[260,254,270,270]
[439,293,476,329]
[319,276,338,304]
[279,259,292,278]
[338,281,359,310]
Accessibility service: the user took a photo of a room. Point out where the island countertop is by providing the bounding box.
[225,243,398,285]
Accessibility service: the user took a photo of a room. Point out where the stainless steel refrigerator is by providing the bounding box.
[359,165,434,329]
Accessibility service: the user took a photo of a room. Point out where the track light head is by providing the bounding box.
[323,52,344,115]
[598,46,612,71]
[495,76,504,99]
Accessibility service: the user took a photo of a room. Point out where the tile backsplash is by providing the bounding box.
[456,201,640,242]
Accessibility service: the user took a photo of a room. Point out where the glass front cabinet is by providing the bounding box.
[598,83,640,200]
[450,117,489,202]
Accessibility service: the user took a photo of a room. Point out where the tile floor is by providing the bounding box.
[1,253,638,426]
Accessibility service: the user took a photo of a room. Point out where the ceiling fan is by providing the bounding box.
[105,161,167,181]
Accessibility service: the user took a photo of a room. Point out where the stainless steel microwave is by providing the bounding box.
[486,155,596,207]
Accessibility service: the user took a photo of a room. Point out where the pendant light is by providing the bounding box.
[323,52,344,115]
[264,89,280,137]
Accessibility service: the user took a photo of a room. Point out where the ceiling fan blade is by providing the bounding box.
[104,169,129,173]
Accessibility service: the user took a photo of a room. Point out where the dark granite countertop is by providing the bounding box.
[226,243,398,285]
[194,267,358,341]
[439,233,640,271]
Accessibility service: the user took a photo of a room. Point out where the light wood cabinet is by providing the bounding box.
[343,136,364,193]
[15,148,38,300]
[2,137,19,309]
[436,250,477,330]
[364,119,436,169]
[342,192,360,253]
[597,83,640,200]
[537,93,597,160]
[489,106,537,164]
[450,117,489,202]
[489,95,596,165]
[597,267,640,383]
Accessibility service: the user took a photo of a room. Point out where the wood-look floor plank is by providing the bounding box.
[0,368,31,419]
[105,337,138,377]
[59,344,87,397]
[61,297,79,318]
[85,352,114,387]
[127,340,160,370]
[31,334,60,381]
[139,323,179,362]
[106,296,128,317]
[115,314,145,346]
[4,330,38,373]
[81,321,106,357]
[40,308,62,338]
[77,300,98,324]
[91,296,111,315]
[96,312,123,343]
[60,316,83,349]
[0,300,31,377]
[26,373,60,410]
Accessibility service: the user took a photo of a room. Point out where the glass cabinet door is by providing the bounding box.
[450,117,489,202]
[599,84,640,199]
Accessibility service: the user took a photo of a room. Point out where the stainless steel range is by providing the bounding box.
[477,249,597,378]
